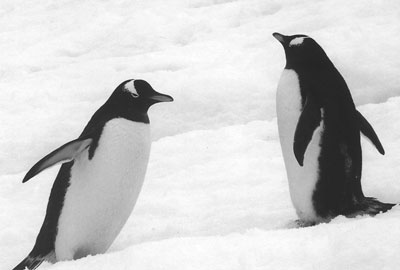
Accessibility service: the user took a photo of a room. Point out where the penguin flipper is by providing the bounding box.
[293,96,321,166]
[22,137,93,183]
[356,110,385,155]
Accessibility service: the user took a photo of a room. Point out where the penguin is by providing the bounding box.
[13,79,173,270]
[273,32,395,225]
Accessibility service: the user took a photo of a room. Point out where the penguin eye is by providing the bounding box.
[130,92,139,98]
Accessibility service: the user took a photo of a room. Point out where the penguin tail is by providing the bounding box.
[354,197,395,216]
[12,255,44,270]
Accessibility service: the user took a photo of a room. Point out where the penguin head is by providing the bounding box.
[272,32,331,69]
[109,79,173,113]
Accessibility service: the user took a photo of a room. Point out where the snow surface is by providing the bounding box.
[1,0,400,269]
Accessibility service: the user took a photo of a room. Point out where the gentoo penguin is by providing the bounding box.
[13,79,173,269]
[273,32,394,225]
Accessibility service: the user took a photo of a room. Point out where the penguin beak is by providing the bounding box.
[150,91,174,103]
[272,32,288,45]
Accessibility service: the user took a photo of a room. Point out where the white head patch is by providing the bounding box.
[289,37,306,47]
[124,80,139,98]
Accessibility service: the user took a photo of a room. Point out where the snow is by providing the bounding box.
[1,0,400,269]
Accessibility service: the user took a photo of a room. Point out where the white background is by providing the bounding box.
[1,0,400,269]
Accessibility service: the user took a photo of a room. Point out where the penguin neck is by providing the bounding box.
[285,59,333,71]
[118,106,150,124]
[284,51,334,71]
[103,101,150,124]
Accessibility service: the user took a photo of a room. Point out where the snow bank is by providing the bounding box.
[3,96,400,269]
[44,215,400,270]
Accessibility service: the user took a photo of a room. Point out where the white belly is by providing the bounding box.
[55,118,151,260]
[276,69,323,222]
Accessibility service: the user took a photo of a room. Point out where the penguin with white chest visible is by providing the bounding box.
[13,79,173,270]
[273,32,394,225]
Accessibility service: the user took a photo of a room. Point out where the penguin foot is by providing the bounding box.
[12,252,54,270]
[293,219,317,228]
[12,255,44,270]
[348,197,396,217]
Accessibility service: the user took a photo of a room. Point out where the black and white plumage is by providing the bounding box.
[13,79,173,270]
[273,32,394,225]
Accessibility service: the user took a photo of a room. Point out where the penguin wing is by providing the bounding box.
[293,96,322,166]
[22,137,93,183]
[356,110,385,155]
